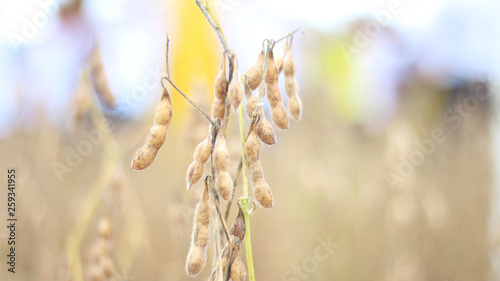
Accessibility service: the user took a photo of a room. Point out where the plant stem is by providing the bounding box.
[196,0,229,52]
[238,103,256,281]
[273,27,301,45]
[165,34,171,78]
[161,76,216,127]
[224,159,242,221]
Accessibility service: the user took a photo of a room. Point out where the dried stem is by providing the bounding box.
[224,159,242,221]
[223,52,235,136]
[215,197,232,244]
[161,76,216,127]
[195,0,229,52]
[273,27,300,46]
[208,123,225,281]
[165,34,171,78]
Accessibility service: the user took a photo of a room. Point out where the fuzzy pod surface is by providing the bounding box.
[131,87,173,170]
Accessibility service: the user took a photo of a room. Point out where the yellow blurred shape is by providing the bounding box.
[169,0,221,126]
[322,35,362,124]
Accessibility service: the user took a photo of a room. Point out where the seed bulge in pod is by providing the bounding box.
[265,50,279,85]
[247,161,264,184]
[246,51,264,90]
[131,146,155,170]
[285,76,298,99]
[186,161,204,190]
[195,184,210,226]
[214,61,229,100]
[214,132,230,172]
[193,224,210,248]
[186,246,205,276]
[254,179,273,209]
[228,67,244,110]
[256,111,277,145]
[246,95,259,119]
[194,137,211,163]
[271,105,289,130]
[288,95,302,121]
[230,256,246,281]
[245,130,260,162]
[216,171,233,201]
[147,125,168,148]
[211,98,225,120]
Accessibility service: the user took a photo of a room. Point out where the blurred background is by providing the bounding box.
[1,0,500,280]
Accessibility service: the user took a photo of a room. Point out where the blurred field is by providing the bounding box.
[0,70,495,281]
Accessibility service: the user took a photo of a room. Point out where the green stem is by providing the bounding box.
[238,103,256,281]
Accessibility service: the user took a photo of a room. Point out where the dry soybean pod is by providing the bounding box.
[230,256,246,281]
[228,56,244,111]
[131,85,173,170]
[245,129,260,163]
[265,48,289,129]
[211,98,226,120]
[288,95,302,121]
[211,52,229,121]
[256,107,276,145]
[214,53,229,100]
[283,38,302,120]
[245,128,274,208]
[245,50,265,90]
[186,182,211,276]
[275,39,289,74]
[271,103,289,130]
[186,137,212,189]
[244,76,259,119]
[248,162,273,209]
[214,127,233,200]
[265,49,279,86]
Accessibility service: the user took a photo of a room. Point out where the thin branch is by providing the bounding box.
[222,52,234,136]
[165,34,171,78]
[273,27,301,45]
[207,124,225,281]
[224,159,242,221]
[215,199,232,244]
[195,0,230,52]
[161,76,216,127]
